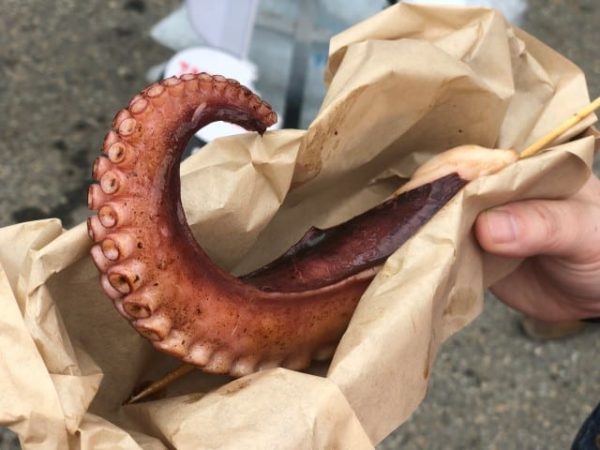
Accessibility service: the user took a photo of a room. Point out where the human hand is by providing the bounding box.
[474,172,600,322]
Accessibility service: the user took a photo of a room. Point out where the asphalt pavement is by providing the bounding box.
[1,1,599,449]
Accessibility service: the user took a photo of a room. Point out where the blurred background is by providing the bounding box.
[1,0,599,449]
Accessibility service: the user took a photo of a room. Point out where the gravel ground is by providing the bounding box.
[0,1,598,449]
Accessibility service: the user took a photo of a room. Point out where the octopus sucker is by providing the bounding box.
[97,205,119,228]
[145,83,166,98]
[92,156,111,180]
[112,109,132,129]
[161,77,185,98]
[107,142,137,169]
[128,94,144,106]
[100,273,124,300]
[102,233,136,261]
[113,299,135,321]
[203,350,234,374]
[313,344,337,362]
[89,74,516,378]
[258,360,282,372]
[99,170,121,195]
[180,73,198,82]
[129,97,150,115]
[230,355,259,377]
[99,202,133,228]
[135,326,163,342]
[283,352,312,371]
[161,76,183,87]
[117,117,138,137]
[107,142,126,163]
[90,244,112,272]
[107,272,132,295]
[87,184,107,210]
[223,83,239,100]
[122,302,151,320]
[122,287,162,318]
[156,330,189,357]
[103,130,119,150]
[107,259,145,294]
[100,238,121,261]
[186,343,216,367]
[87,215,108,241]
[134,314,173,341]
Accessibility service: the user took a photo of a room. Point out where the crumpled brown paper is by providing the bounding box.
[1,4,597,449]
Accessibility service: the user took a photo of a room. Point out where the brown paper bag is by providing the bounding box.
[1,4,596,449]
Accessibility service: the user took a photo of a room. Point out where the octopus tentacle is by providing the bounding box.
[88,73,476,376]
[87,74,373,375]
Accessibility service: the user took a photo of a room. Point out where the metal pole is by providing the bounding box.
[283,0,318,128]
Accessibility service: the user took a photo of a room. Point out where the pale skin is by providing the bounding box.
[475,172,600,322]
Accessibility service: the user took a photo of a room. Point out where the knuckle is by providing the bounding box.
[530,203,571,253]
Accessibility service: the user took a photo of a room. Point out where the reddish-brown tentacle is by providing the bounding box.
[87,74,375,376]
[242,173,467,292]
[87,73,471,377]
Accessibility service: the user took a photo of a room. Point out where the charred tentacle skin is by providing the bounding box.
[243,173,467,292]
[87,73,466,377]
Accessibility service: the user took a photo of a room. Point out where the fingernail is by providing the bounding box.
[485,209,519,243]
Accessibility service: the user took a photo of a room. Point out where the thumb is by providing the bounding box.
[474,199,585,259]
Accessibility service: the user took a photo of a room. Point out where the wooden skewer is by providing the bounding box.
[124,97,600,405]
[124,363,195,405]
[520,96,600,159]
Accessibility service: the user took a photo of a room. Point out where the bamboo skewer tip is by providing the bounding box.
[520,96,600,159]
[125,363,196,405]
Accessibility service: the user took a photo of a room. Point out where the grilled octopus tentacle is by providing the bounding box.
[87,73,472,377]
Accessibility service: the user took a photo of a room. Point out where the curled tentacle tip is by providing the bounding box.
[89,73,377,383]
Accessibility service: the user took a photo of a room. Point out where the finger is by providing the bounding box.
[474,198,593,260]
[489,259,600,322]
[489,260,580,321]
